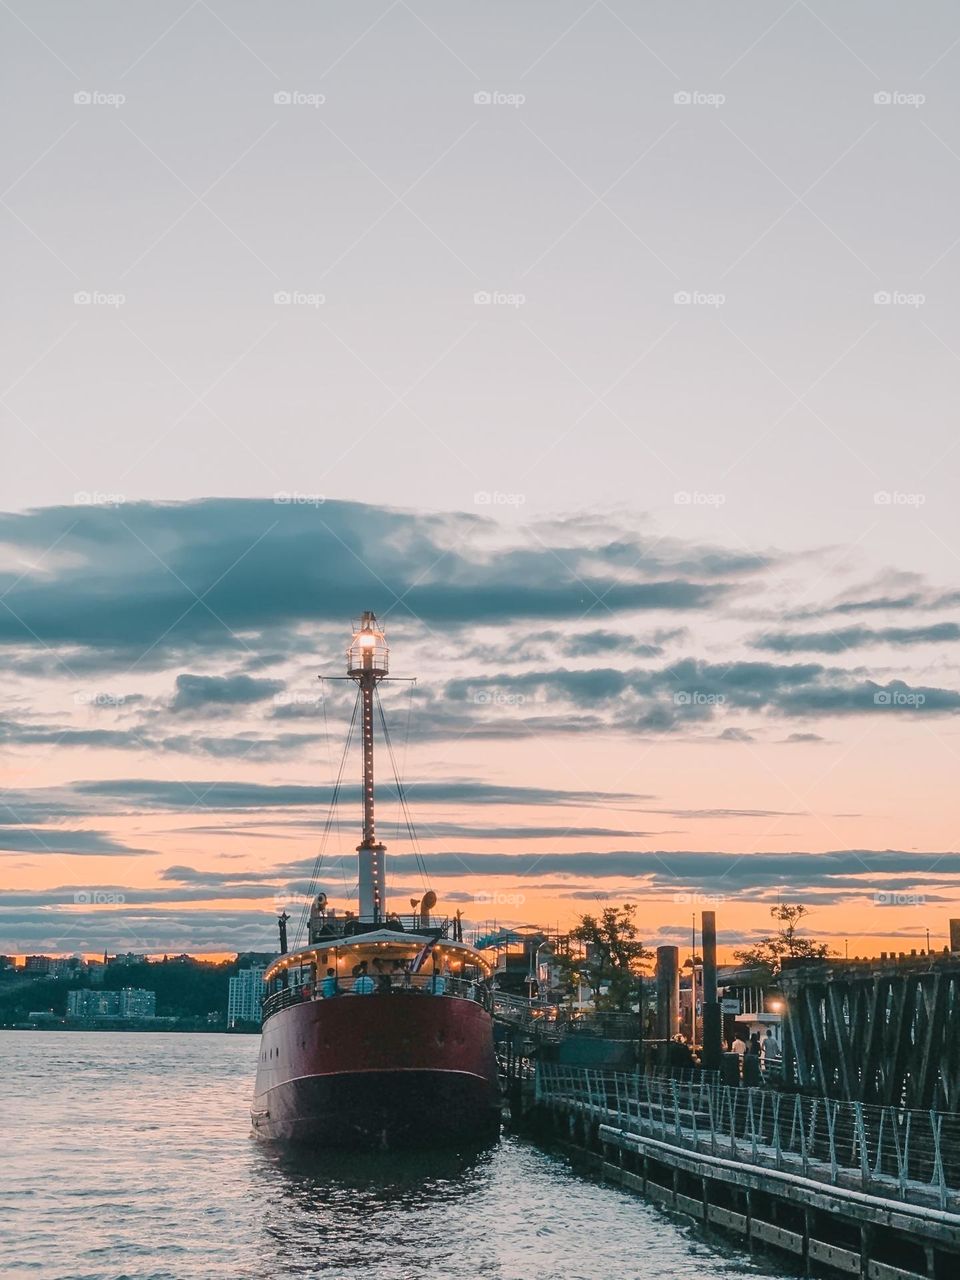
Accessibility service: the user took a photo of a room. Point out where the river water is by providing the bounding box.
[1,1032,792,1280]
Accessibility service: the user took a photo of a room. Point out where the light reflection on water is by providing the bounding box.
[2,1032,792,1280]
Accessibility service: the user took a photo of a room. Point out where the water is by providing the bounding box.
[1,1032,791,1280]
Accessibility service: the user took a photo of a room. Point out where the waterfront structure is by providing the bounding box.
[780,952,960,1111]
[251,613,499,1147]
[227,965,267,1027]
[534,1064,960,1279]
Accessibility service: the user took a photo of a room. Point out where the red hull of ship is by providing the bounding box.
[252,993,500,1147]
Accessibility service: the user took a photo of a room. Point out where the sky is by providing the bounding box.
[2,2,960,960]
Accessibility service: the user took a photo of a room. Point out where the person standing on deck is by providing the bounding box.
[352,962,375,994]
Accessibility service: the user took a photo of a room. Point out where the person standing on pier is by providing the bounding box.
[761,1027,781,1072]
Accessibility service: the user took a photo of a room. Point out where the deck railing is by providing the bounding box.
[535,1063,960,1212]
[262,973,491,1021]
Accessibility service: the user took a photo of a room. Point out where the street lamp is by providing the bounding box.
[528,941,553,1003]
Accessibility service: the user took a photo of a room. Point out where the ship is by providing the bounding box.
[251,612,501,1147]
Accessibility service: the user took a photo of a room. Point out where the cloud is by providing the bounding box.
[753,622,960,654]
[445,659,960,730]
[0,827,151,856]
[0,500,749,673]
[0,713,325,760]
[170,672,286,712]
[70,776,646,812]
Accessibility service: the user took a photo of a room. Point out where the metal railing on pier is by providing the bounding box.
[536,1063,960,1212]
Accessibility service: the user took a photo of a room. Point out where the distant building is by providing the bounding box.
[26,956,86,979]
[67,989,109,1019]
[228,965,266,1027]
[118,988,156,1018]
[66,987,156,1021]
[107,952,147,967]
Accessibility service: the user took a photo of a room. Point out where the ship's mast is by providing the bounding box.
[347,612,389,920]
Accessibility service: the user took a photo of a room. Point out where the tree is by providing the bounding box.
[734,904,831,982]
[557,904,652,1011]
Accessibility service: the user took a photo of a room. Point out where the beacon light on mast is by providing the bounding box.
[347,611,389,921]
